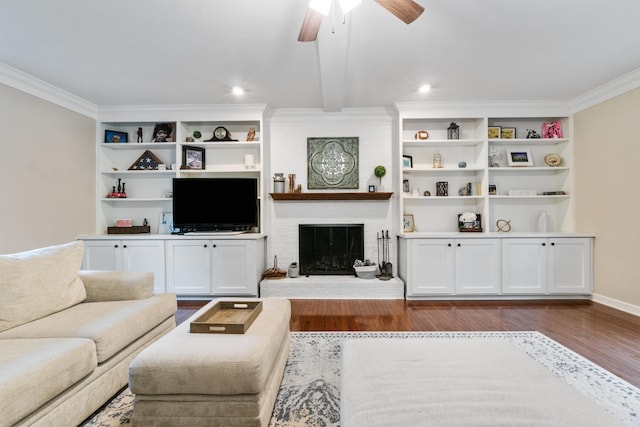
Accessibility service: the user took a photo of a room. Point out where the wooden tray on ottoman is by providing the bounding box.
[190,301,263,334]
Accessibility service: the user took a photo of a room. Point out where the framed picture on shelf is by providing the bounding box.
[501,127,516,139]
[458,213,482,232]
[402,178,410,193]
[542,121,563,139]
[488,126,501,139]
[402,155,413,168]
[488,184,498,195]
[507,149,533,167]
[403,214,415,232]
[182,145,205,170]
[104,130,128,143]
[152,122,176,142]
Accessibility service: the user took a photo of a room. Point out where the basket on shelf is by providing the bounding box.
[262,256,287,280]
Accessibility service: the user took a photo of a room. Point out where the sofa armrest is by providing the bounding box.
[78,270,154,302]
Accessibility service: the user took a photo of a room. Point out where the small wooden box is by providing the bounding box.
[190,301,263,334]
[107,226,151,234]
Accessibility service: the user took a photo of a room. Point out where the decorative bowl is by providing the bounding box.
[354,265,377,279]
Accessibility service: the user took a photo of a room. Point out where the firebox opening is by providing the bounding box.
[299,224,364,276]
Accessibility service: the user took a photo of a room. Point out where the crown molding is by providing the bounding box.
[0,62,98,118]
[571,67,640,113]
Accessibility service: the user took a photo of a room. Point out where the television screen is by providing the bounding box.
[172,178,258,232]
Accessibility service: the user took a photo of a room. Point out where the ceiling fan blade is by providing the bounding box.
[375,0,424,24]
[298,7,324,42]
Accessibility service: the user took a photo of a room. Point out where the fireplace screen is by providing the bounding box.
[299,224,364,275]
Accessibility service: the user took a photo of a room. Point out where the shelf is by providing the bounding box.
[403,139,484,147]
[178,141,260,148]
[489,167,569,172]
[102,142,176,150]
[488,138,568,145]
[101,198,173,203]
[404,167,484,173]
[101,170,177,175]
[270,192,393,201]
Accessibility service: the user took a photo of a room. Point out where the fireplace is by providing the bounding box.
[299,224,364,275]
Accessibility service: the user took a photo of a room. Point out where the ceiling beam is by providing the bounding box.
[316,13,350,112]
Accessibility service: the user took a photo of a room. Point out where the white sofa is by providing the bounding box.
[0,241,177,427]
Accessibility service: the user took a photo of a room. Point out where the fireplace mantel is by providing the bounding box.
[269,192,393,201]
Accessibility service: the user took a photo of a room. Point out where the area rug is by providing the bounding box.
[82,331,640,426]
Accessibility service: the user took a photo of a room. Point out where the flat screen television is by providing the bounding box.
[172,178,258,233]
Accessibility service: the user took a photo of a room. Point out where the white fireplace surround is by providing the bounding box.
[264,110,399,298]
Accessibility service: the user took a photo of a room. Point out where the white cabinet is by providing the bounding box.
[399,238,501,296]
[81,239,166,294]
[165,238,265,296]
[455,239,501,294]
[400,235,592,299]
[502,237,592,295]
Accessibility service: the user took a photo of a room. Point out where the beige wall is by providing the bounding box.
[574,88,640,307]
[0,84,96,254]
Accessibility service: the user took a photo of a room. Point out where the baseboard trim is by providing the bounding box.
[592,293,640,317]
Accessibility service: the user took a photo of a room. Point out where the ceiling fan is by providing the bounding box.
[298,0,425,42]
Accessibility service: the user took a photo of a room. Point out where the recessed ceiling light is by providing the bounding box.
[232,86,244,96]
[418,84,432,94]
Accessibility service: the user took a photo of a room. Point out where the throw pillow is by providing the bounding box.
[0,241,87,332]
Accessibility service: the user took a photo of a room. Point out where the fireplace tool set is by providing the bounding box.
[377,230,393,279]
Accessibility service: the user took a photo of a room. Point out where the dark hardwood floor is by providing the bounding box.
[177,299,640,388]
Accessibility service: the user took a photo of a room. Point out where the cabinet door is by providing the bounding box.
[502,238,547,294]
[165,240,212,294]
[455,239,501,294]
[211,240,257,295]
[408,239,455,295]
[82,240,120,270]
[548,238,592,294]
[120,240,166,294]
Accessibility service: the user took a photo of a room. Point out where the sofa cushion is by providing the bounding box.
[0,241,87,333]
[0,293,177,363]
[0,338,97,426]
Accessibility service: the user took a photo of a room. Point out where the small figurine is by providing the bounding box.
[526,129,541,139]
[246,128,256,141]
[137,127,143,142]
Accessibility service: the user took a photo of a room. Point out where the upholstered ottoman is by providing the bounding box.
[128,297,291,427]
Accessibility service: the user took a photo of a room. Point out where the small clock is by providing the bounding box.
[205,126,236,141]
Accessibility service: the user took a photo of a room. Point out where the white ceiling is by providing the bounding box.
[1,0,640,112]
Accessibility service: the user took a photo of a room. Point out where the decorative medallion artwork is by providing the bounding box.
[307,137,359,189]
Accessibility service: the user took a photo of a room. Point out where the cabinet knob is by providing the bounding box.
[114,244,119,248]
[123,245,127,248]
[448,243,452,247]
[457,243,461,247]
[204,244,208,248]
[213,244,217,248]
[542,243,546,246]
[551,242,555,246]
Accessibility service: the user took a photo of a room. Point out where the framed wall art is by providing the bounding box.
[488,183,498,195]
[402,155,413,168]
[182,145,205,170]
[105,130,128,143]
[507,149,533,167]
[307,137,359,189]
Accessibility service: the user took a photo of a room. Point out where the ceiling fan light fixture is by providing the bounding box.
[418,84,432,94]
[339,0,362,14]
[309,0,331,16]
